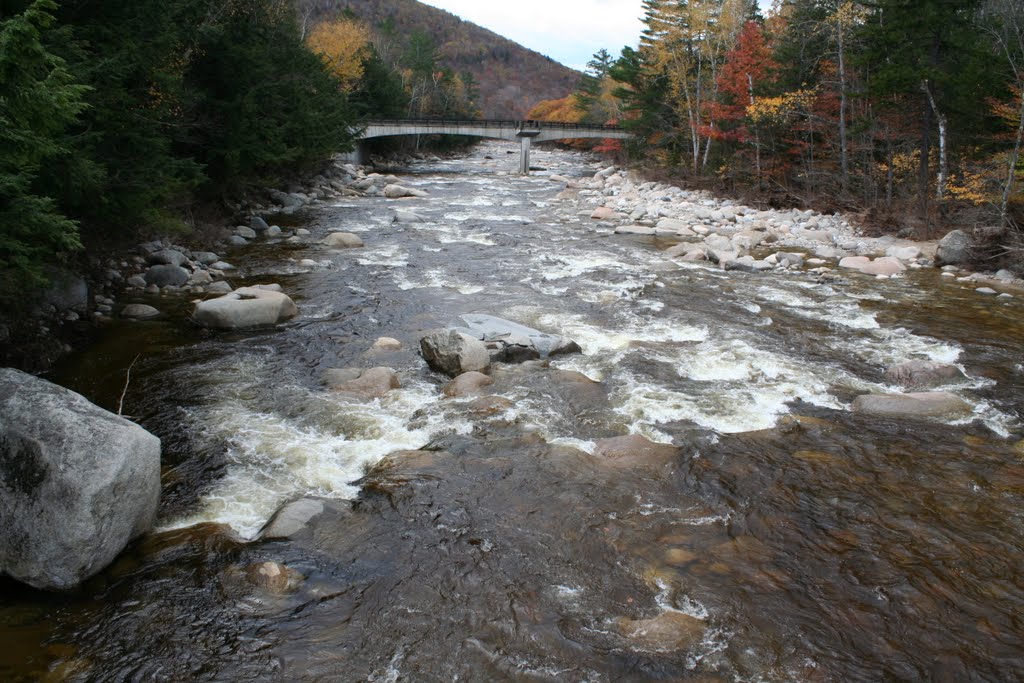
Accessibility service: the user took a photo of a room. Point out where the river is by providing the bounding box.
[2,143,1023,681]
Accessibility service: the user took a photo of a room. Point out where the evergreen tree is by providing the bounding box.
[0,0,85,293]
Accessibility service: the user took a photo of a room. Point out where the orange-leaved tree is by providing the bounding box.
[306,18,372,92]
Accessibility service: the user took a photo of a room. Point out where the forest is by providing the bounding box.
[532,0,1024,257]
[0,0,484,299]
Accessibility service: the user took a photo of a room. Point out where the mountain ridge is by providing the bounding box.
[301,0,581,118]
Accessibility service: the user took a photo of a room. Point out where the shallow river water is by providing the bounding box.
[3,143,1023,681]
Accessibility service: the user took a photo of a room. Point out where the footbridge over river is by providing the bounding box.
[350,119,633,173]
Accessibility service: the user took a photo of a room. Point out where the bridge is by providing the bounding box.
[349,119,633,174]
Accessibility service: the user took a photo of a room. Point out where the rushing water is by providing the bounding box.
[2,143,1023,682]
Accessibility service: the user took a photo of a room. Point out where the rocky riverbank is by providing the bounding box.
[552,163,1024,297]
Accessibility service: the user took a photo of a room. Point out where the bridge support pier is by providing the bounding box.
[516,129,541,175]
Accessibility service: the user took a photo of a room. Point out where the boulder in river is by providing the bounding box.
[383,184,428,199]
[323,232,364,249]
[851,392,972,420]
[192,285,298,329]
[443,371,494,398]
[147,249,188,267]
[420,329,491,377]
[884,360,966,390]
[449,314,582,363]
[144,264,189,288]
[936,229,972,266]
[0,368,161,590]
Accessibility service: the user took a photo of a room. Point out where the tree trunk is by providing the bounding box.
[922,81,948,200]
[1001,87,1024,224]
[838,28,849,192]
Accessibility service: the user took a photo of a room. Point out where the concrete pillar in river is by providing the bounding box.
[517,127,541,175]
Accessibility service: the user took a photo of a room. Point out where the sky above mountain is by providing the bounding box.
[417,0,773,71]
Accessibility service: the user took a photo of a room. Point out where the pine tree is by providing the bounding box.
[0,0,85,293]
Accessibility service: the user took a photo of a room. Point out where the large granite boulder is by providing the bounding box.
[449,314,582,363]
[420,329,491,377]
[936,229,972,266]
[192,285,298,329]
[0,368,161,590]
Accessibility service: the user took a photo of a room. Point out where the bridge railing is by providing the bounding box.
[362,118,627,133]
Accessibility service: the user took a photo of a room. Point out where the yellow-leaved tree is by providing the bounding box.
[306,18,372,92]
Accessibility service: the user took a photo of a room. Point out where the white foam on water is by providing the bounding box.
[613,348,844,435]
[393,268,485,295]
[439,232,496,246]
[448,195,495,207]
[356,244,409,268]
[164,375,468,539]
[827,327,962,367]
[532,311,709,355]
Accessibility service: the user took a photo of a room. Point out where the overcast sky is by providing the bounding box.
[418,0,772,71]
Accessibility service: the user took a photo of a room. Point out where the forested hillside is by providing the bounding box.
[535,0,1024,256]
[295,0,581,118]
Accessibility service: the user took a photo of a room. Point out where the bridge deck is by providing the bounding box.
[358,118,632,143]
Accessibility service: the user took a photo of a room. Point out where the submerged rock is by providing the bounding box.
[370,337,403,352]
[0,368,161,590]
[244,561,304,594]
[851,392,972,420]
[592,435,679,468]
[120,303,160,320]
[615,611,708,652]
[884,361,966,390]
[324,367,401,398]
[192,285,298,329]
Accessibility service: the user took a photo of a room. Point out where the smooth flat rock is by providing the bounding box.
[192,285,298,329]
[615,225,656,236]
[120,304,160,320]
[851,392,973,420]
[383,184,428,199]
[0,369,161,590]
[592,435,679,468]
[259,499,327,540]
[450,314,582,362]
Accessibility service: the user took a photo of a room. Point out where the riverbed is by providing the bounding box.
[2,143,1022,681]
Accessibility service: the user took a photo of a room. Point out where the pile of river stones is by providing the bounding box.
[552,164,1023,296]
[94,156,431,328]
[549,164,1023,421]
